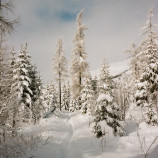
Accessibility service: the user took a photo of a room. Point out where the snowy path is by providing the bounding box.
[24,111,99,158]
[23,111,158,158]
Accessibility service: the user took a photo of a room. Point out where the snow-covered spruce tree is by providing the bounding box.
[136,9,158,125]
[93,59,124,138]
[11,45,44,124]
[81,72,94,114]
[29,65,44,123]
[61,83,71,111]
[70,10,89,110]
[69,99,78,112]
[44,82,58,114]
[126,41,148,103]
[52,39,67,111]
[91,75,98,97]
[12,44,33,122]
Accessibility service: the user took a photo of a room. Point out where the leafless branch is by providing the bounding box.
[136,123,158,158]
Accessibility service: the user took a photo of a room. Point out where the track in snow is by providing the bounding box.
[23,110,158,158]
[30,111,94,158]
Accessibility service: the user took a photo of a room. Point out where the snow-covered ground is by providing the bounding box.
[22,110,158,158]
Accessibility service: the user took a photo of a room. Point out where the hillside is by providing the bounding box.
[91,59,130,77]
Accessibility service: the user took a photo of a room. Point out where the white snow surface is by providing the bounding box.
[21,110,158,158]
[97,93,113,103]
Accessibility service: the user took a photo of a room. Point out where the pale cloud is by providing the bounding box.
[7,0,158,83]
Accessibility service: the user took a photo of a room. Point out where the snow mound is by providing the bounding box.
[97,93,113,103]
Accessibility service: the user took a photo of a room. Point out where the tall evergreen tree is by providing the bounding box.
[93,59,124,138]
[71,10,89,110]
[81,72,94,114]
[29,65,43,123]
[136,9,158,125]
[12,44,33,121]
[52,39,67,111]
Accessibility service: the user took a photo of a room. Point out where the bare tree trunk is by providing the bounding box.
[12,107,17,136]
[78,71,82,110]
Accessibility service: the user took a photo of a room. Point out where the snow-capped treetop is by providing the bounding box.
[141,8,158,53]
[12,44,33,108]
[71,10,89,102]
[141,8,156,37]
[74,10,87,41]
[98,58,113,95]
[99,58,110,85]
[97,93,113,103]
[52,38,68,82]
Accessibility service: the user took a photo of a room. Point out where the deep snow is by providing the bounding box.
[22,110,158,158]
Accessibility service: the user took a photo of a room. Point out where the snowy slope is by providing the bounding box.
[22,110,158,158]
[91,59,130,77]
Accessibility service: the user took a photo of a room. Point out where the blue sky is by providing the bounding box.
[7,0,158,83]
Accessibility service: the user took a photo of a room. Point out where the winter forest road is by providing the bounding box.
[30,111,97,158]
[23,110,158,158]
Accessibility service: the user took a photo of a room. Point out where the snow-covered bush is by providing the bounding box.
[0,132,47,158]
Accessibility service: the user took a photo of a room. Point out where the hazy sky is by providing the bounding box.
[6,0,158,83]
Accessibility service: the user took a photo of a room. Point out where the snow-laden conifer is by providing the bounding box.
[43,83,58,114]
[61,82,71,111]
[136,9,158,125]
[93,59,124,138]
[12,44,33,121]
[29,65,44,123]
[52,39,67,111]
[81,72,94,114]
[71,10,89,110]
